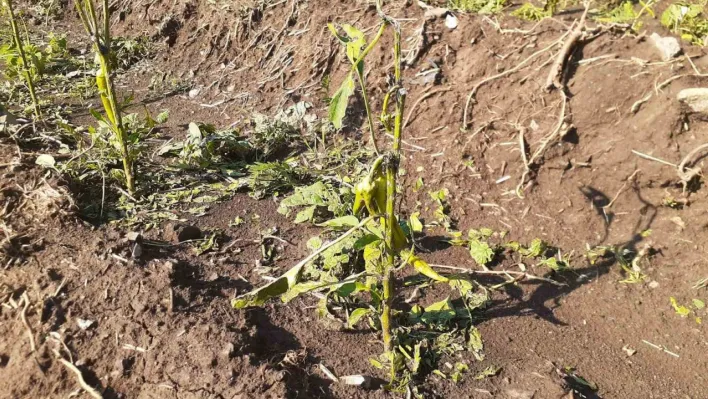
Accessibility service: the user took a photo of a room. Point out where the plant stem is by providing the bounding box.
[355,70,380,155]
[381,19,405,384]
[354,23,387,156]
[75,0,135,194]
[5,0,41,119]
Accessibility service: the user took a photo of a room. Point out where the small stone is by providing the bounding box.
[76,318,95,330]
[445,14,458,29]
[648,280,660,289]
[125,232,142,242]
[188,88,200,98]
[650,33,682,61]
[677,88,708,114]
[206,272,220,282]
[622,345,637,356]
[339,375,372,388]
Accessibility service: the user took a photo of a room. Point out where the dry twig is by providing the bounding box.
[20,292,36,352]
[430,264,565,286]
[545,3,590,91]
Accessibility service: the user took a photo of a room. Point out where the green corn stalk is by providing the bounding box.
[381,10,405,383]
[3,0,41,119]
[231,0,411,386]
[74,0,135,194]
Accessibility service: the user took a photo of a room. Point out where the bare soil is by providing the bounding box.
[2,1,708,398]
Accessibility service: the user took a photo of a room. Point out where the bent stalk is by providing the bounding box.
[74,0,134,193]
[4,0,41,119]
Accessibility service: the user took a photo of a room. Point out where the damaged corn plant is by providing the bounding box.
[2,0,41,118]
[232,3,491,392]
[74,0,135,193]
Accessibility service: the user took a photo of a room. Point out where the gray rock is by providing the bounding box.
[339,375,372,388]
[76,318,95,330]
[125,231,142,242]
[650,33,682,61]
[677,88,708,113]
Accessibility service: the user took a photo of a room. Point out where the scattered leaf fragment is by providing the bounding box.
[474,365,501,380]
[692,298,705,309]
[410,212,423,233]
[670,297,691,317]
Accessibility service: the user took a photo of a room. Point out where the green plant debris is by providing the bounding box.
[469,239,495,267]
[561,366,598,392]
[194,231,220,255]
[451,362,469,383]
[278,181,349,223]
[538,252,571,272]
[409,212,423,233]
[429,188,453,230]
[474,364,501,380]
[661,2,708,45]
[670,297,691,317]
[594,1,648,31]
[448,0,507,14]
[512,3,552,21]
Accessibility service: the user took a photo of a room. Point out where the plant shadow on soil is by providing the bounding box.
[482,182,658,329]
[162,256,341,397]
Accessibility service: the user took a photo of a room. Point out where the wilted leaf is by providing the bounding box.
[328,73,355,129]
[348,307,371,328]
[410,212,423,232]
[306,236,323,251]
[693,298,705,309]
[281,281,326,303]
[353,234,379,249]
[154,110,169,123]
[405,253,449,282]
[474,365,501,380]
[414,177,424,191]
[369,358,383,369]
[520,238,546,257]
[468,326,484,361]
[363,242,383,274]
[451,362,469,383]
[294,205,317,223]
[420,297,456,325]
[232,261,305,308]
[469,240,494,266]
[562,367,598,391]
[318,215,359,229]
